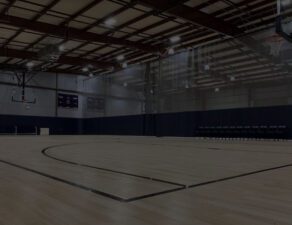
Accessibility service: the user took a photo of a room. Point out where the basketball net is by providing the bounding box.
[264,34,285,56]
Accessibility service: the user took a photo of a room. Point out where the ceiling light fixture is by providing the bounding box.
[26,62,35,69]
[82,67,89,72]
[168,48,175,55]
[170,35,181,44]
[122,62,128,68]
[117,55,125,61]
[230,76,236,81]
[58,44,66,52]
[204,64,210,71]
[104,18,117,27]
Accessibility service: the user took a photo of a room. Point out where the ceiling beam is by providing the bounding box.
[137,0,292,74]
[17,0,105,70]
[0,14,160,54]
[0,48,117,69]
[0,63,80,75]
[86,0,275,64]
[137,0,243,36]
[2,0,61,65]
[61,0,104,26]
[0,0,17,15]
[2,0,61,47]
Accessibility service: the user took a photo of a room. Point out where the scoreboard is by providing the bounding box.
[87,97,105,111]
[58,93,78,108]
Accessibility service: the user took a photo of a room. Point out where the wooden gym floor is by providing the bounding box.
[0,135,292,225]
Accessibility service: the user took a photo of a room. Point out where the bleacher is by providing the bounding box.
[195,125,288,139]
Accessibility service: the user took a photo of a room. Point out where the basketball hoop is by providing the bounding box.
[11,71,36,104]
[276,0,292,43]
[264,34,285,56]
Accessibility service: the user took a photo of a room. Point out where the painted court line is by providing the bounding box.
[1,142,292,203]
[42,144,185,187]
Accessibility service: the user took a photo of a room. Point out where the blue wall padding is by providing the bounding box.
[0,114,83,135]
[0,105,291,138]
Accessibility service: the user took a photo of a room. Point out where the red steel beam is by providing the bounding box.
[0,0,17,15]
[0,14,160,54]
[0,48,117,69]
[2,0,61,65]
[137,0,243,37]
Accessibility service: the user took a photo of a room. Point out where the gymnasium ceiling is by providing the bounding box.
[0,0,291,89]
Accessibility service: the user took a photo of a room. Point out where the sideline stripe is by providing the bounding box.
[188,163,292,188]
[42,145,185,187]
[0,159,126,202]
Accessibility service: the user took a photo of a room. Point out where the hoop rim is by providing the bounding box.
[263,34,284,43]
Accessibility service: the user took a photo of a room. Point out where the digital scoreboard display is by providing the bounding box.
[58,93,78,108]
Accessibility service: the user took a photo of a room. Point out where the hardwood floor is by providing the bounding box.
[0,136,291,225]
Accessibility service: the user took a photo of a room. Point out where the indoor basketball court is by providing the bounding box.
[0,0,292,224]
